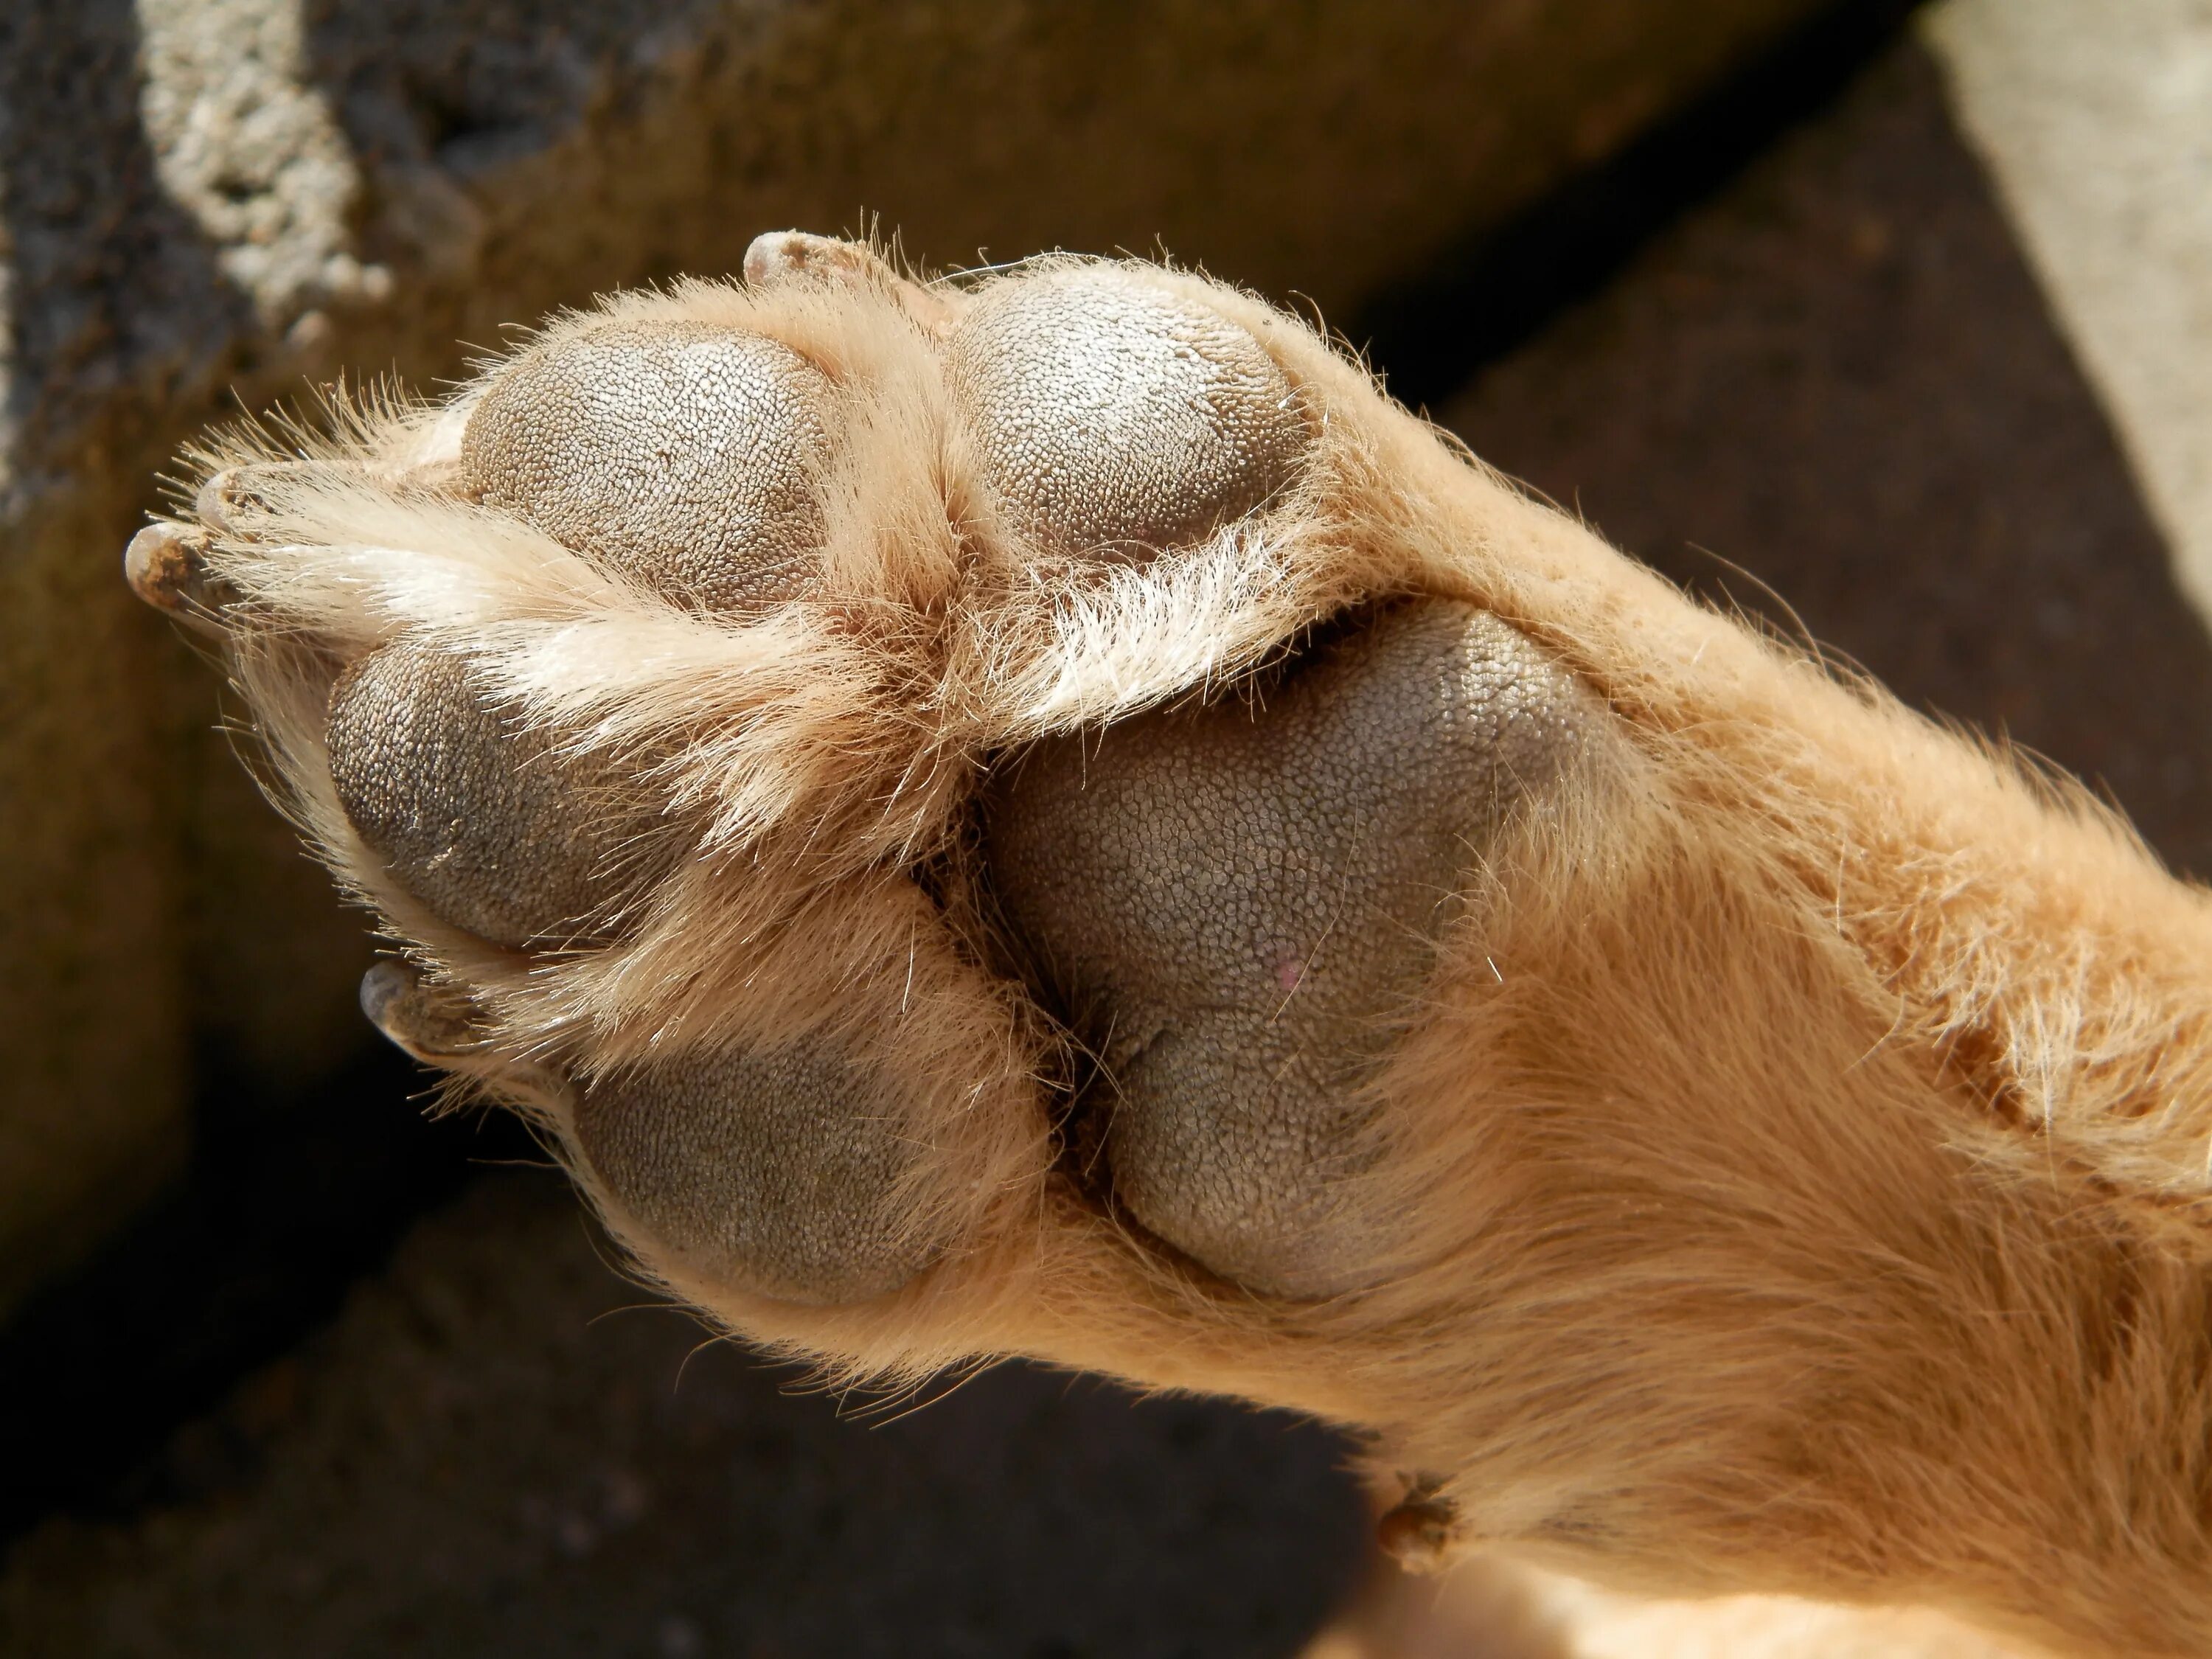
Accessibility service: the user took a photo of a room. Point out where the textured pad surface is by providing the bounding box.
[575,1040,943,1306]
[462,321,833,611]
[326,641,672,949]
[949,271,1309,560]
[987,602,1592,1295]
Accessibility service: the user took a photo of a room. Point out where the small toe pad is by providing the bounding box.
[326,640,672,948]
[950,271,1309,560]
[462,321,833,611]
[574,1039,943,1306]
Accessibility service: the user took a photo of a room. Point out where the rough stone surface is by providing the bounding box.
[0,1175,1368,1659]
[1924,0,2212,625]
[1443,38,2212,882]
[0,0,1826,1313]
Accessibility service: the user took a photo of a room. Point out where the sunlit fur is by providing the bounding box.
[164,237,2212,1658]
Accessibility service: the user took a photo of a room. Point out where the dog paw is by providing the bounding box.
[132,234,1609,1326]
[134,232,2212,1650]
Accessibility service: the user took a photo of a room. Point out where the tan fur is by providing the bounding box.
[140,234,2212,1657]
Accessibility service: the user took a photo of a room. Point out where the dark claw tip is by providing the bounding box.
[1376,1477,1466,1573]
[360,959,482,1062]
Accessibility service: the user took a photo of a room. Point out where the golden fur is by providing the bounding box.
[132,234,2212,1657]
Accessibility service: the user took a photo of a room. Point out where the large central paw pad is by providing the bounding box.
[139,234,1607,1321]
[988,602,1589,1295]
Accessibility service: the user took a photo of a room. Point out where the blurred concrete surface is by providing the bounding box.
[4,18,2203,1659]
[1925,0,2212,628]
[0,0,1834,1318]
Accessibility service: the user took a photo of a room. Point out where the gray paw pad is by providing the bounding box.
[574,1040,942,1305]
[986,602,1590,1296]
[949,271,1308,560]
[462,321,833,611]
[326,640,672,948]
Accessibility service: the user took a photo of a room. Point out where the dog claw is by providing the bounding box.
[124,521,232,637]
[742,228,961,335]
[1376,1476,1467,1573]
[359,959,484,1062]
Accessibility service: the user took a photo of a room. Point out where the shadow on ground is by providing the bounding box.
[1,1177,1367,1659]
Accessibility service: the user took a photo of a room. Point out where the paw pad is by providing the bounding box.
[326,641,673,948]
[462,320,833,611]
[949,270,1308,560]
[987,602,1592,1295]
[575,1040,940,1306]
